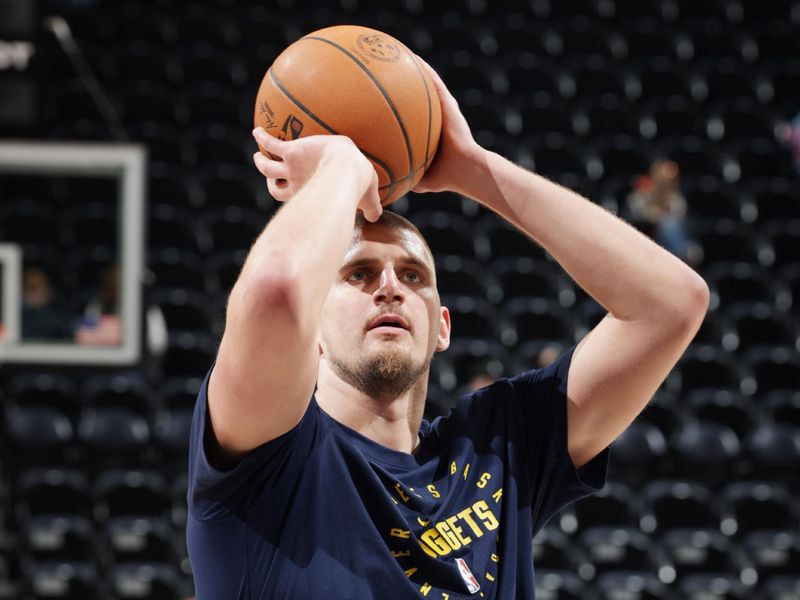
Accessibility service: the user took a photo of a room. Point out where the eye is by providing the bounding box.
[347,270,368,282]
[403,271,422,283]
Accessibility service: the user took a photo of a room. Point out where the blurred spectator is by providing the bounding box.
[21,266,71,340]
[74,264,122,345]
[626,160,701,266]
[777,111,800,174]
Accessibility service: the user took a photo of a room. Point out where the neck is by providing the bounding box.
[315,359,429,454]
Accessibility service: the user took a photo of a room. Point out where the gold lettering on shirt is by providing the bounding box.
[463,463,470,480]
[492,488,503,503]
[450,461,457,475]
[486,573,495,582]
[436,520,461,550]
[395,483,410,503]
[477,472,491,488]
[446,515,471,546]
[491,553,500,563]
[392,550,411,558]
[405,567,418,578]
[390,528,411,539]
[442,594,449,600]
[457,507,483,538]
[420,582,432,596]
[418,517,431,527]
[416,501,500,557]
[427,484,440,499]
[473,500,499,531]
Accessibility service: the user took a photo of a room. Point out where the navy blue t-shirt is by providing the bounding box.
[187,344,608,599]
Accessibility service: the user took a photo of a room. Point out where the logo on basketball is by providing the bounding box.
[279,115,304,140]
[356,34,401,62]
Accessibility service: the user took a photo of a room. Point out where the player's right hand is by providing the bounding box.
[252,128,382,222]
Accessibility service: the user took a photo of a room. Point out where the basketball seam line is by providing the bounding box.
[269,68,397,200]
[301,35,416,181]
[399,45,433,170]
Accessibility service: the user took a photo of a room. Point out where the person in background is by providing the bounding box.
[74,264,122,345]
[626,160,702,266]
[21,266,71,340]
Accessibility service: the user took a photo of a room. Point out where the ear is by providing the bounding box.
[435,305,451,352]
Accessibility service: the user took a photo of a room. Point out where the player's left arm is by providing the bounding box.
[415,60,710,469]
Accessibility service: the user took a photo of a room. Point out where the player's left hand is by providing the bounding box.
[412,58,483,195]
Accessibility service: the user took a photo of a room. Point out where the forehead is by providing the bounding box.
[343,224,434,269]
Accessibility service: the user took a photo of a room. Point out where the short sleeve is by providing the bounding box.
[509,345,609,534]
[187,367,324,522]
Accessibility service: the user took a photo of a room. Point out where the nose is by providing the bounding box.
[373,267,405,304]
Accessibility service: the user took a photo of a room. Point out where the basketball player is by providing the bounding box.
[186,62,709,598]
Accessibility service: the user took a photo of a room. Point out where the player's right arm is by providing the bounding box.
[205,129,380,466]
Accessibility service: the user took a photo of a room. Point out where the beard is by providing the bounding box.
[328,342,432,400]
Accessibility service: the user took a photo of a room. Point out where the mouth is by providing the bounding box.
[367,314,410,332]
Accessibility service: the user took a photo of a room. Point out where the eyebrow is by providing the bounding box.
[340,255,434,277]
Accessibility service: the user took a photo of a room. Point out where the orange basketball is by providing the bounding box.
[254,25,442,205]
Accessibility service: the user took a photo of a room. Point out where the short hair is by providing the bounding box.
[353,211,435,267]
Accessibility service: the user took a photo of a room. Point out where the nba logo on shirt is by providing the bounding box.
[455,558,481,594]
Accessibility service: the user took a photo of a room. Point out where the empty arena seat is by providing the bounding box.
[704,261,778,310]
[744,346,800,395]
[152,289,215,335]
[532,527,583,572]
[82,372,154,412]
[515,91,575,137]
[592,571,670,600]
[14,469,91,521]
[159,333,217,378]
[492,256,565,303]
[415,212,483,260]
[609,420,668,486]
[673,345,741,394]
[719,302,798,352]
[148,204,211,253]
[764,390,800,428]
[441,295,500,341]
[744,423,800,482]
[685,388,760,439]
[683,179,744,221]
[741,531,800,583]
[761,219,800,268]
[21,515,95,562]
[693,218,760,267]
[558,482,638,535]
[639,480,715,535]
[102,516,176,564]
[670,421,742,485]
[147,249,207,292]
[718,481,796,536]
[435,255,498,302]
[94,470,171,522]
[5,405,75,471]
[760,575,800,600]
[533,569,585,600]
[107,562,182,600]
[477,216,547,262]
[24,561,100,600]
[655,528,738,582]
[578,526,655,578]
[77,407,152,470]
[500,297,576,348]
[676,573,750,600]
[198,167,268,210]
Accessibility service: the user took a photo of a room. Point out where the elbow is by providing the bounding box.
[231,254,304,322]
[676,272,710,329]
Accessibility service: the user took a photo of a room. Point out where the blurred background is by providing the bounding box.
[0,0,798,598]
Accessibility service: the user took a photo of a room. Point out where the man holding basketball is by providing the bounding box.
[187,63,709,598]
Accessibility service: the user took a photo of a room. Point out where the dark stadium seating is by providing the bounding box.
[2,0,798,596]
